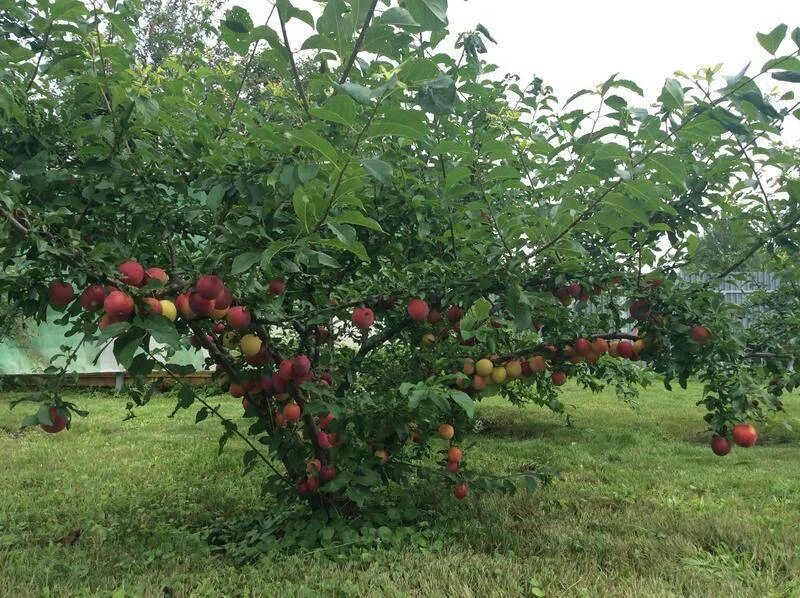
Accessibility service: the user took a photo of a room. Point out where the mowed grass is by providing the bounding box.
[1,382,799,597]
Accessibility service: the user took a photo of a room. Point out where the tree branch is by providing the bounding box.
[275,3,310,116]
[338,0,380,84]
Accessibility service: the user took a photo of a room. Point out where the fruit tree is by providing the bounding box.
[2,0,800,539]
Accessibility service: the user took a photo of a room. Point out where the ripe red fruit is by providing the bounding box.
[306,458,322,473]
[447,305,464,322]
[188,292,215,317]
[104,290,134,320]
[574,338,592,356]
[551,371,567,386]
[352,307,374,330]
[317,431,333,449]
[711,436,732,456]
[296,479,309,495]
[274,413,287,428]
[520,361,532,377]
[214,287,233,310]
[196,274,224,300]
[271,374,287,394]
[40,406,68,433]
[320,465,336,482]
[213,322,225,334]
[446,461,459,473]
[141,297,162,316]
[319,412,334,430]
[245,345,271,366]
[277,359,294,382]
[732,423,758,447]
[554,287,572,306]
[691,325,711,345]
[267,278,286,295]
[447,446,463,463]
[629,298,651,320]
[48,280,74,309]
[427,309,443,324]
[472,375,487,391]
[119,261,145,287]
[454,483,468,499]
[320,371,333,386]
[407,298,430,322]
[229,383,245,398]
[225,306,251,331]
[283,403,302,423]
[144,267,168,285]
[529,355,546,373]
[617,341,635,360]
[79,284,106,311]
[306,477,319,493]
[98,313,117,330]
[591,338,609,355]
[175,293,194,319]
[241,397,253,411]
[568,282,582,298]
[292,355,312,377]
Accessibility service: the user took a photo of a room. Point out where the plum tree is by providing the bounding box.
[1,0,799,551]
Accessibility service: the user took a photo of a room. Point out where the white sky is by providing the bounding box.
[234,0,800,141]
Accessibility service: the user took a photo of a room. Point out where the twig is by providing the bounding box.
[338,0,380,84]
[275,3,310,115]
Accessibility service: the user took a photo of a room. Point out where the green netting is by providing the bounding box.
[0,308,207,374]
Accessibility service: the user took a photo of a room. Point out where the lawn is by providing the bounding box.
[1,382,798,597]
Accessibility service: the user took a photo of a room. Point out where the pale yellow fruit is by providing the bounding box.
[505,360,522,379]
[159,300,177,322]
[491,366,507,384]
[475,358,494,377]
[210,307,229,320]
[240,334,262,357]
[421,333,437,347]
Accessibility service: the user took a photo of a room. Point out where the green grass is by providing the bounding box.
[1,382,799,597]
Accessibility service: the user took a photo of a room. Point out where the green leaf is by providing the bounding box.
[334,82,373,105]
[658,78,684,111]
[405,0,448,30]
[333,210,384,232]
[231,251,262,274]
[646,154,687,189]
[310,94,357,127]
[286,128,341,165]
[757,24,787,55]
[361,159,393,183]
[136,315,178,349]
[460,297,492,339]
[368,108,428,139]
[378,7,419,27]
[113,327,146,369]
[448,390,475,419]
[293,190,316,231]
[323,238,369,262]
[792,27,800,48]
[417,74,456,114]
[97,321,131,343]
[261,240,294,272]
[772,71,800,83]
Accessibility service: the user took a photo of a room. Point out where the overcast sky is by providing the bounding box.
[234,0,799,140]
